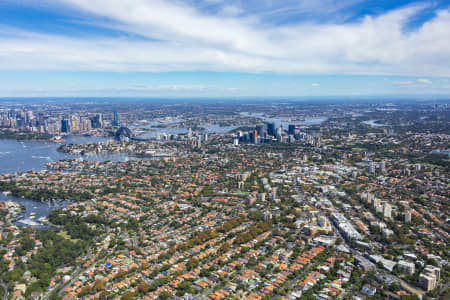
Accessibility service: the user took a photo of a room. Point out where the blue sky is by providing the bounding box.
[0,0,449,97]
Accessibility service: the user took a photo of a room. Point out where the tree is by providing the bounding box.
[49,292,62,300]
[137,282,150,294]
[158,291,171,299]
[93,280,105,292]
[20,237,35,251]
[78,285,92,297]
[176,280,194,296]
[121,291,136,300]
[218,243,230,254]
[186,258,199,271]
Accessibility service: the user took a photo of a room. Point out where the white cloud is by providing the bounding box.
[128,84,210,91]
[416,78,432,85]
[393,81,414,86]
[394,78,433,87]
[8,85,210,92]
[0,83,248,96]
[311,83,320,87]
[0,1,450,76]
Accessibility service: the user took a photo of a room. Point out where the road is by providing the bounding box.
[396,275,425,296]
[1,282,8,300]
[42,235,111,300]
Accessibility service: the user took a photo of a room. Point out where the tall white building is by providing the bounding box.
[419,265,440,291]
[405,211,412,223]
[383,203,392,219]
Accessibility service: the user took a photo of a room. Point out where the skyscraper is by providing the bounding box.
[288,124,296,135]
[253,130,258,144]
[61,119,70,133]
[91,114,103,128]
[113,111,119,127]
[256,124,266,137]
[267,122,276,136]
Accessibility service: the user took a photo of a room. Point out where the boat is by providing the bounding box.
[38,217,48,224]
[51,136,65,143]
[30,212,36,216]
[2,191,11,196]
[18,218,40,226]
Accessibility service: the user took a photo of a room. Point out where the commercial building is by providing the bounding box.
[397,260,415,275]
[332,213,362,241]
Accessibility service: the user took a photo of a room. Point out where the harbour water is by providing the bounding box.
[0,135,143,227]
[240,112,328,128]
[0,192,68,229]
[0,117,325,226]
[133,116,324,140]
[361,120,387,127]
[132,121,238,139]
[0,135,142,174]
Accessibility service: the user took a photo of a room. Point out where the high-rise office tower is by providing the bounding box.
[91,114,103,128]
[61,119,70,133]
[267,122,276,136]
[256,124,266,137]
[288,124,296,135]
[253,130,258,144]
[113,111,119,127]
[276,127,283,139]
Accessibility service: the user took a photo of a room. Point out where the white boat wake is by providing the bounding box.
[32,156,52,160]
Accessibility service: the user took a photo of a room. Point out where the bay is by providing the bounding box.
[0,135,144,227]
[132,121,238,139]
[0,135,140,174]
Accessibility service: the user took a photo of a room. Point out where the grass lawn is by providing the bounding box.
[58,231,80,242]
